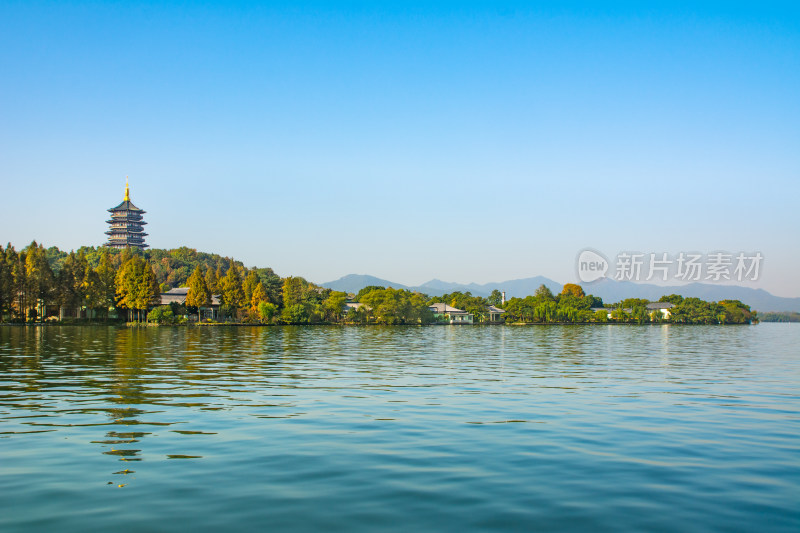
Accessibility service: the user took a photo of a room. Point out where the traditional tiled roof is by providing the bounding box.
[108,199,145,213]
[166,287,190,295]
[158,287,221,306]
[428,302,469,314]
[646,302,676,310]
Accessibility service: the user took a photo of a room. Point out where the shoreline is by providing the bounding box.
[0,321,762,327]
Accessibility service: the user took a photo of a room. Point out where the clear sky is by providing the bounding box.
[1,1,798,296]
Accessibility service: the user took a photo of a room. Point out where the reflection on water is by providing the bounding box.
[0,324,798,532]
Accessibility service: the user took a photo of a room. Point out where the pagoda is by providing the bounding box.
[105,178,149,249]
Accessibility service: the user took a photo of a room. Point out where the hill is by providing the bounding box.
[321,274,800,311]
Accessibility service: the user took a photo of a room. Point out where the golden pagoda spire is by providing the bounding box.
[124,176,130,201]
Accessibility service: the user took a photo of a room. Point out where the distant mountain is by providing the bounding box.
[321,274,412,294]
[581,278,800,312]
[320,274,563,298]
[321,274,800,312]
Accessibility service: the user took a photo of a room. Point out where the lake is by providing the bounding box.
[1,324,798,532]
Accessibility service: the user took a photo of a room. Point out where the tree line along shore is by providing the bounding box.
[0,242,758,326]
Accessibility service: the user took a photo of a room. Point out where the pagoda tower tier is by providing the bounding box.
[106,179,149,249]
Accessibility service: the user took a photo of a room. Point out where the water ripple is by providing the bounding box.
[0,324,798,532]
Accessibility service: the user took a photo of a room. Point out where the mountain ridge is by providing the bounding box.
[320,274,800,312]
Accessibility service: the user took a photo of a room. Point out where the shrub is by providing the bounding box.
[147,305,174,324]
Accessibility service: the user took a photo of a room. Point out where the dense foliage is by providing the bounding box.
[758,311,800,322]
[0,241,759,326]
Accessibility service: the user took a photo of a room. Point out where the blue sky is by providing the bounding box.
[1,1,799,296]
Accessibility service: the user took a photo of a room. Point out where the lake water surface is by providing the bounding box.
[1,324,798,532]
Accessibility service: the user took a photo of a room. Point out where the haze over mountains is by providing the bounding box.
[321,274,800,312]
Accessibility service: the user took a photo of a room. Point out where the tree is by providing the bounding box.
[257,301,277,322]
[534,284,555,302]
[116,255,160,322]
[9,246,26,319]
[220,261,245,311]
[561,283,585,298]
[611,306,629,322]
[250,282,268,309]
[24,241,55,320]
[252,268,282,305]
[619,298,650,308]
[355,285,385,302]
[488,289,503,306]
[281,303,309,324]
[359,287,433,324]
[93,250,118,319]
[632,305,649,324]
[186,266,211,318]
[83,268,103,321]
[57,251,89,318]
[0,244,15,320]
[205,267,219,294]
[719,300,756,324]
[582,294,603,308]
[322,291,347,322]
[148,305,174,324]
[243,271,260,304]
[282,276,304,308]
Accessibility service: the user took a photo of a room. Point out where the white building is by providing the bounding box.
[429,302,474,324]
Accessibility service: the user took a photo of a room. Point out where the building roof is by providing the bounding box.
[158,287,221,306]
[428,302,470,314]
[343,302,371,311]
[487,305,506,313]
[108,199,145,212]
[646,302,676,310]
[166,287,190,295]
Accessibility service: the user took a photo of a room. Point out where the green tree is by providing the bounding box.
[93,251,118,319]
[322,291,347,322]
[488,289,503,307]
[281,303,309,324]
[252,268,282,305]
[355,285,385,302]
[582,294,603,308]
[619,298,650,308]
[258,301,277,322]
[360,287,433,324]
[57,251,90,318]
[534,284,555,302]
[611,305,629,322]
[282,276,304,308]
[147,305,174,324]
[83,268,103,321]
